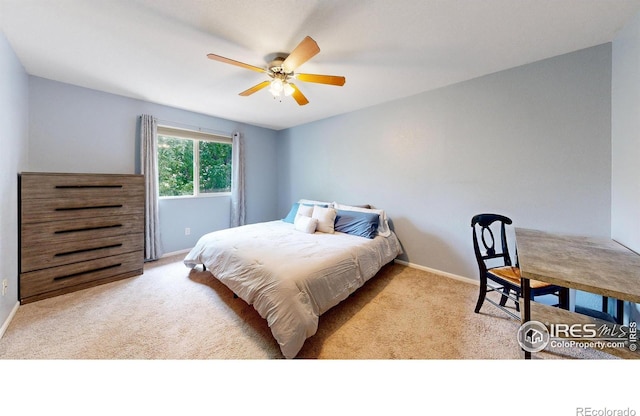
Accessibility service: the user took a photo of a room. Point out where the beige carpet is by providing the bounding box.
[0,254,615,360]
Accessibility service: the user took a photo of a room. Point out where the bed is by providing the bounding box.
[183,200,402,358]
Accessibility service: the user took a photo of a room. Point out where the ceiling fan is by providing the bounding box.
[207,36,345,106]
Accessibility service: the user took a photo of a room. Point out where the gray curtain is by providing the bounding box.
[231,131,246,227]
[140,114,162,260]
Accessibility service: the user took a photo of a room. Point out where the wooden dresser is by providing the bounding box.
[19,172,145,304]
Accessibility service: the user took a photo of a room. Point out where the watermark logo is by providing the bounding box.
[517,320,637,353]
[576,407,637,416]
[517,320,549,353]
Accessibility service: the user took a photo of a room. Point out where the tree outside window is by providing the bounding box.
[157,131,232,198]
[199,140,232,193]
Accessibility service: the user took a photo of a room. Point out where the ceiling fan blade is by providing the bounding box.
[207,53,266,73]
[239,81,271,96]
[296,73,346,86]
[289,83,309,106]
[281,36,320,73]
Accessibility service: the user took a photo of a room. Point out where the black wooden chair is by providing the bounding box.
[471,213,569,319]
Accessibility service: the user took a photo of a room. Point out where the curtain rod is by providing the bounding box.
[155,118,232,138]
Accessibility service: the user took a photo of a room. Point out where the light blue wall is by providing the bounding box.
[277,44,612,281]
[0,31,29,328]
[27,77,279,254]
[612,10,640,323]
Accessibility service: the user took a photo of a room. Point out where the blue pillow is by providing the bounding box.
[282,202,300,223]
[334,209,379,239]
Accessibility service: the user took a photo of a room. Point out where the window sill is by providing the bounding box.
[160,192,231,200]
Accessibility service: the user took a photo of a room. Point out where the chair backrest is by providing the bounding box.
[471,213,513,275]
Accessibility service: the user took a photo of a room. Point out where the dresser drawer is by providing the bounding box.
[20,173,144,201]
[21,232,143,273]
[19,251,143,303]
[21,214,143,246]
[21,194,144,224]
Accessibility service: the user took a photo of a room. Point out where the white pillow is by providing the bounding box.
[296,204,314,217]
[312,206,337,234]
[333,203,391,237]
[294,215,318,234]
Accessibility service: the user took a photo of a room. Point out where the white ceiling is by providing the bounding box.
[2,0,640,131]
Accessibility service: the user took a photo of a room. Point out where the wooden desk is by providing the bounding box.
[515,228,640,359]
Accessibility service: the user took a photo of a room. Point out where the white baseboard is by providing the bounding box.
[0,301,20,340]
[161,248,192,258]
[393,259,478,286]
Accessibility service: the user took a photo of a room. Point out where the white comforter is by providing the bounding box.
[183,220,402,358]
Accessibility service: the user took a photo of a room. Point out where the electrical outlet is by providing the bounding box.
[1,279,7,296]
[185,228,191,236]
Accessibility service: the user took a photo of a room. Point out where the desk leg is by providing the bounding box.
[521,277,531,360]
[616,299,624,325]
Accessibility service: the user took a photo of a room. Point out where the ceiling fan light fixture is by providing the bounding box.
[269,78,284,96]
[283,82,294,97]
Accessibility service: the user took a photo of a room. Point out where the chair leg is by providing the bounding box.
[601,296,623,324]
[559,288,570,310]
[474,278,488,313]
[500,288,520,311]
[499,288,509,307]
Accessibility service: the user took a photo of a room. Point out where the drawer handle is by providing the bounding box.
[55,204,123,211]
[53,263,122,281]
[55,185,124,189]
[54,243,123,257]
[55,224,123,234]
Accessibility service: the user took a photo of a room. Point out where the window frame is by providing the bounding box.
[156,125,233,199]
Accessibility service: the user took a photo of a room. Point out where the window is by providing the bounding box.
[157,126,232,198]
